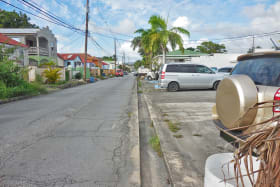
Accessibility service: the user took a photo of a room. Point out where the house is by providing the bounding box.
[0,27,57,66]
[103,60,116,70]
[0,33,29,66]
[57,53,82,68]
[154,49,243,68]
[154,49,207,64]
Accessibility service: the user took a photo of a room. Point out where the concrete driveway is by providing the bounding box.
[0,75,140,187]
[142,80,234,187]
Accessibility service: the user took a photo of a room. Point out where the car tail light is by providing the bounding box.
[161,72,165,79]
[273,88,280,113]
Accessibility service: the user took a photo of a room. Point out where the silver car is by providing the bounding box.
[160,63,225,91]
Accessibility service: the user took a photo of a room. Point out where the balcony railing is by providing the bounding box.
[28,47,49,56]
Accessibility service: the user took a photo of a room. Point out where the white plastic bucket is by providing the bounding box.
[204,153,259,187]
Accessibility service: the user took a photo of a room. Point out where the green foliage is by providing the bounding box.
[0,10,39,28]
[196,41,227,54]
[134,60,144,69]
[44,67,62,84]
[42,62,61,84]
[0,56,24,87]
[149,135,162,157]
[0,81,7,99]
[102,56,115,61]
[132,15,190,67]
[75,72,82,79]
[65,70,70,81]
[35,73,44,84]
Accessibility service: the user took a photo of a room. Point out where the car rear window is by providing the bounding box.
[218,68,232,73]
[232,57,280,86]
[166,64,179,72]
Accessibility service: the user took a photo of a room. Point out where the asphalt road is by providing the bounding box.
[0,75,139,187]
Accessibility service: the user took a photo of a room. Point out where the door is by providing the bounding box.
[194,65,215,88]
[177,64,197,89]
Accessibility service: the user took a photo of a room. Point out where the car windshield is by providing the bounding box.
[232,57,280,86]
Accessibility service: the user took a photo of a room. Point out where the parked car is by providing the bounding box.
[211,67,218,72]
[123,71,128,75]
[213,51,280,143]
[115,69,123,77]
[217,67,233,75]
[160,63,225,91]
[137,67,150,76]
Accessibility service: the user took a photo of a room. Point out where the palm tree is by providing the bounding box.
[131,29,153,68]
[148,15,190,64]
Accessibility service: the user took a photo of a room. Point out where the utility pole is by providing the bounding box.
[114,38,117,75]
[123,51,125,72]
[252,35,255,53]
[83,0,89,81]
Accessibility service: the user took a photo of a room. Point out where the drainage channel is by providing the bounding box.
[138,93,171,187]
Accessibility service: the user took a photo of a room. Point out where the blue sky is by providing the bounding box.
[1,0,280,61]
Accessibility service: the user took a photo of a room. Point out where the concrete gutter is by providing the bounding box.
[127,78,141,186]
[144,94,200,187]
[143,94,175,186]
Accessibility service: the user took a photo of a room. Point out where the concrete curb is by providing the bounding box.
[127,78,141,187]
[143,94,175,187]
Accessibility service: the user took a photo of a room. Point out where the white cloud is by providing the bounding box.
[119,41,141,62]
[112,18,136,35]
[172,16,191,29]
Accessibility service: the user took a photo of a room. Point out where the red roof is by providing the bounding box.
[57,53,100,64]
[0,33,27,48]
[57,53,80,61]
[102,62,108,65]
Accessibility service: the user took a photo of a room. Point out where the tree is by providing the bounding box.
[148,15,190,64]
[186,47,196,51]
[196,41,226,54]
[0,10,38,28]
[102,56,115,61]
[133,60,144,70]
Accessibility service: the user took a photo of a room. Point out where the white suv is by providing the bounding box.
[160,63,226,91]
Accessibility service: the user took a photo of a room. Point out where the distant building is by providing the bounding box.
[0,27,57,66]
[154,49,243,68]
[0,33,28,66]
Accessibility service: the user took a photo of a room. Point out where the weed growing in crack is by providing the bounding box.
[149,135,162,157]
[150,121,154,128]
[173,134,183,138]
[167,121,180,133]
[192,133,202,137]
[128,112,132,117]
[162,113,168,117]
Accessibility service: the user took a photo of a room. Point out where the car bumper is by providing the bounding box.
[160,81,168,88]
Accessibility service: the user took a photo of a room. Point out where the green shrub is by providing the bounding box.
[35,73,44,84]
[0,81,7,99]
[44,67,62,84]
[75,72,82,79]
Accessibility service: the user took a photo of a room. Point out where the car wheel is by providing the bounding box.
[213,81,220,90]
[147,76,152,81]
[168,82,179,92]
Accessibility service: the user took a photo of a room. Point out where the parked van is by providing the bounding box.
[160,63,225,91]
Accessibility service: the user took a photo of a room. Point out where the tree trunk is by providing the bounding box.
[162,46,166,64]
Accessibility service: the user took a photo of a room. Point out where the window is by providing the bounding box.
[232,57,280,86]
[218,68,232,73]
[166,64,179,72]
[196,65,213,74]
[179,64,196,73]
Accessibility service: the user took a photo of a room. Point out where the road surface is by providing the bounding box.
[0,75,140,187]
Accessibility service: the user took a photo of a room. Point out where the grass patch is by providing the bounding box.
[138,90,143,94]
[150,121,154,128]
[138,80,142,88]
[128,112,132,117]
[173,134,183,138]
[149,135,162,157]
[192,133,202,137]
[167,121,180,133]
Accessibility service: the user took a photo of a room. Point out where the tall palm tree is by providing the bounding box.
[148,15,190,64]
